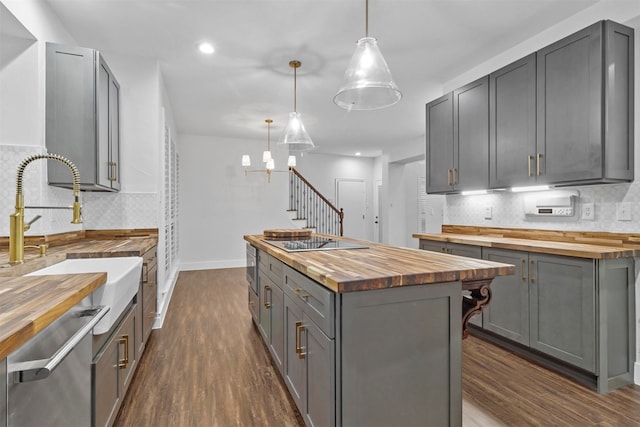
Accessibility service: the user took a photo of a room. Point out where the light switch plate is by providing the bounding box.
[582,202,594,220]
[616,202,632,221]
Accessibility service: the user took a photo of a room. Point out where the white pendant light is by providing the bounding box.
[333,0,401,110]
[279,60,315,152]
[241,155,251,167]
[287,155,297,167]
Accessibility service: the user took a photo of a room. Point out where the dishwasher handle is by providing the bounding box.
[9,305,110,383]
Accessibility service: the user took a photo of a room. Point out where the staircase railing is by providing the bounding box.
[289,167,344,236]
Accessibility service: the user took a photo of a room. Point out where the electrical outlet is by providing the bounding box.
[582,202,594,220]
[484,206,493,220]
[616,202,632,221]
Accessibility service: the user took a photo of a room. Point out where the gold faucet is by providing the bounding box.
[9,153,82,265]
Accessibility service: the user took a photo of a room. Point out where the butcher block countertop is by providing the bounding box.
[244,234,515,293]
[0,229,158,360]
[413,225,640,260]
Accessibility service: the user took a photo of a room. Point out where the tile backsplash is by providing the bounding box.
[445,181,640,232]
[0,144,158,236]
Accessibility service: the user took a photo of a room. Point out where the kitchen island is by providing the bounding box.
[244,234,514,427]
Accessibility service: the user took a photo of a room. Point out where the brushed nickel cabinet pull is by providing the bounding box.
[452,168,457,185]
[294,288,309,301]
[447,169,452,186]
[521,259,526,282]
[536,153,542,176]
[527,155,533,176]
[142,262,149,283]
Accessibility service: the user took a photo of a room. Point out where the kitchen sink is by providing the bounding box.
[27,257,143,335]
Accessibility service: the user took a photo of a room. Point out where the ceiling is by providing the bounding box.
[42,0,601,157]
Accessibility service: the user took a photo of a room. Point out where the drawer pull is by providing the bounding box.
[527,155,533,177]
[118,335,129,369]
[264,285,272,308]
[536,153,542,176]
[521,259,526,282]
[142,262,149,283]
[296,322,306,359]
[530,260,535,283]
[294,288,309,301]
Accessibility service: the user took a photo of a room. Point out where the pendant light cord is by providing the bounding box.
[365,0,369,37]
[293,65,297,113]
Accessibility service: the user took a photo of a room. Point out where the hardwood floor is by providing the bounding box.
[116,268,640,426]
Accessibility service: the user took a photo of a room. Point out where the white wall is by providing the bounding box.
[295,152,375,240]
[178,134,292,270]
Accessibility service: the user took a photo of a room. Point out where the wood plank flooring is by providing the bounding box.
[115,268,640,426]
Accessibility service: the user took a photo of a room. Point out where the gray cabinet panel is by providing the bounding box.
[529,254,595,372]
[489,54,537,188]
[341,283,462,427]
[419,240,445,253]
[258,271,284,374]
[483,248,529,344]
[303,313,334,427]
[454,76,489,191]
[537,20,634,184]
[46,43,121,191]
[448,242,482,259]
[283,295,305,412]
[425,93,454,193]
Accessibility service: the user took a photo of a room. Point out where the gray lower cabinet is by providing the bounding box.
[258,254,285,375]
[92,302,137,427]
[256,259,462,426]
[478,247,634,393]
[537,20,634,185]
[46,42,121,191]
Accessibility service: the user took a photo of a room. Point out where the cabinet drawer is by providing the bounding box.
[284,266,335,338]
[259,252,284,283]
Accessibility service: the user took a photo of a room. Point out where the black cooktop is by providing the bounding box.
[264,237,368,252]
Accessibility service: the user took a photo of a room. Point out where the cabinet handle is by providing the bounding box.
[108,162,117,182]
[447,169,452,186]
[452,168,457,185]
[263,285,271,308]
[521,259,526,282]
[296,322,306,359]
[294,288,309,301]
[295,321,302,354]
[529,260,535,284]
[118,335,129,369]
[142,262,149,283]
[536,153,542,176]
[527,155,533,177]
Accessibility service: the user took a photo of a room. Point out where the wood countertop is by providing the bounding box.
[244,234,515,293]
[413,226,640,259]
[0,230,158,360]
[0,273,106,360]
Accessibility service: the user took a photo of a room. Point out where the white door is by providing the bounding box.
[336,179,366,239]
[373,180,382,242]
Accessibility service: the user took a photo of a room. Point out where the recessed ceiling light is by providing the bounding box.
[355,152,361,156]
[198,43,214,54]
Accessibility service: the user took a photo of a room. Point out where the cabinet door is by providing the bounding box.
[258,271,272,342]
[109,73,121,190]
[529,254,595,372]
[489,54,537,188]
[283,295,305,413]
[97,54,121,190]
[426,93,454,193]
[269,281,285,374]
[536,22,602,183]
[118,307,137,396]
[92,336,119,427]
[303,313,335,427]
[248,287,259,324]
[46,43,97,186]
[453,76,489,191]
[482,249,529,344]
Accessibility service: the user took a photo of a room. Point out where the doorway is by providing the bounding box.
[336,179,366,239]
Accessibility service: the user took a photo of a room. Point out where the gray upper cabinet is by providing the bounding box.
[46,42,121,191]
[454,76,489,191]
[537,20,634,185]
[426,77,489,194]
[425,93,453,193]
[430,20,634,194]
[489,54,537,188]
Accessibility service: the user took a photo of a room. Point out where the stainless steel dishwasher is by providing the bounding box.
[6,298,108,426]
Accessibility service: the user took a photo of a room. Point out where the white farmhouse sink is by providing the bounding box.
[27,257,143,335]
